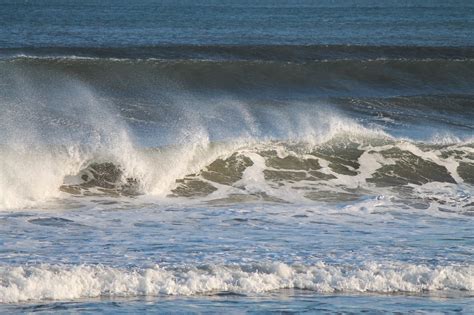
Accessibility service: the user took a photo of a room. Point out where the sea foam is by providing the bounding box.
[0,262,472,303]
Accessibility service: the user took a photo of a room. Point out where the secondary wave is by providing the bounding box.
[0,261,472,303]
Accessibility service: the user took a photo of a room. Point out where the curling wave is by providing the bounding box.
[1,133,472,211]
[0,45,472,210]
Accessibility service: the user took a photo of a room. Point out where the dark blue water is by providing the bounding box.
[1,0,473,47]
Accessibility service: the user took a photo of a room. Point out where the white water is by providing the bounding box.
[1,262,472,303]
[0,69,396,210]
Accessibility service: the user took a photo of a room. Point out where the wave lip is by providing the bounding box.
[3,45,474,62]
[0,262,472,303]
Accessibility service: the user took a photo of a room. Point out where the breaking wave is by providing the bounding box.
[0,45,472,210]
[0,261,472,303]
[1,134,473,212]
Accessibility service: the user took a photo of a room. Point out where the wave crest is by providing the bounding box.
[1,261,472,303]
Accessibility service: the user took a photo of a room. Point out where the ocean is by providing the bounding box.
[0,0,473,313]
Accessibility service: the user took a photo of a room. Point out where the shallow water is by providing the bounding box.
[2,292,474,314]
[0,201,472,312]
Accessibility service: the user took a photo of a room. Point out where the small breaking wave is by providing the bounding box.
[0,261,472,303]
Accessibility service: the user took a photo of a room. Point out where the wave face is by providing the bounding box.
[0,45,473,210]
[53,138,473,214]
[3,50,474,98]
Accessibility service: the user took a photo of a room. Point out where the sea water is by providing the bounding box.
[0,0,473,313]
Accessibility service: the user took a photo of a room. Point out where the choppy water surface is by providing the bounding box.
[0,1,473,313]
